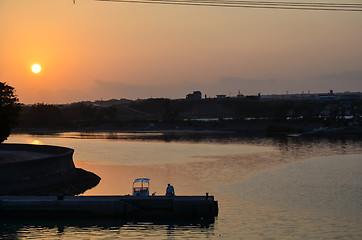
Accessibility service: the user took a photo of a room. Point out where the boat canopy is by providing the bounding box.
[133,178,150,183]
[133,178,150,196]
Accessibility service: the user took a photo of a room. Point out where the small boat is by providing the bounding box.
[132,178,150,196]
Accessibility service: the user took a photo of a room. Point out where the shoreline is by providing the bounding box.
[10,125,362,140]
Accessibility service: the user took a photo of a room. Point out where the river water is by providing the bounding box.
[2,132,362,239]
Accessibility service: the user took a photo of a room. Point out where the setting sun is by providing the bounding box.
[31,64,41,73]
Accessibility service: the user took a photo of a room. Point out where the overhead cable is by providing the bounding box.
[96,0,362,11]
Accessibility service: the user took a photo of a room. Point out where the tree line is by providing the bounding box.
[16,97,362,129]
[1,81,362,143]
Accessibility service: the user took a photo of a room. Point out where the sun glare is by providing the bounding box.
[31,64,41,73]
[27,139,43,145]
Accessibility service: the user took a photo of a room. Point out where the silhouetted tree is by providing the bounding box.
[25,103,66,128]
[0,82,20,143]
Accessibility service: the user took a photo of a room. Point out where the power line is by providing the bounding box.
[96,0,362,11]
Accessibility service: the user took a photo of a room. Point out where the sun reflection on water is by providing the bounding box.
[27,139,43,145]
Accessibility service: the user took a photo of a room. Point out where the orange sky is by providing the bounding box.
[1,0,362,104]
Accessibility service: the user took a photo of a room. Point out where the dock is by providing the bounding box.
[0,195,218,221]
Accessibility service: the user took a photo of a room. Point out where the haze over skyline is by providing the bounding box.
[1,0,361,104]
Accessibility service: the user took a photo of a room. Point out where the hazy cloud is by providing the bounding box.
[318,70,362,81]
[310,70,362,92]
[92,79,205,100]
[91,77,282,100]
[216,77,279,95]
[23,70,362,104]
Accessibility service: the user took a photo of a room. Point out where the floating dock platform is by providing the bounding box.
[0,195,218,221]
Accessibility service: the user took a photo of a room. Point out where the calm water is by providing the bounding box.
[2,133,362,239]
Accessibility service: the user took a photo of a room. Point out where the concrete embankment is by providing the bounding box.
[0,144,93,195]
[0,195,218,221]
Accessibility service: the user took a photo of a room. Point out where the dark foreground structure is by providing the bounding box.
[0,143,100,195]
[0,195,218,221]
[0,144,76,195]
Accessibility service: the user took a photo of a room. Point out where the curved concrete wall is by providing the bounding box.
[0,144,77,195]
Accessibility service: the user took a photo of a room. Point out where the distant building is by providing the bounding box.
[318,90,335,101]
[186,91,202,100]
[237,90,244,98]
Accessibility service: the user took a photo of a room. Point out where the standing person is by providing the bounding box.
[166,184,175,196]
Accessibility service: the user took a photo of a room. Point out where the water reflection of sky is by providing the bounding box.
[229,154,362,216]
[7,133,276,165]
[0,220,216,240]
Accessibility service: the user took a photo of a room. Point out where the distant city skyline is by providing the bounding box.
[77,89,362,104]
[1,0,361,104]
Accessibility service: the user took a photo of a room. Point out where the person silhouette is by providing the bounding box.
[166,183,175,196]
